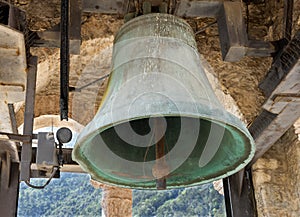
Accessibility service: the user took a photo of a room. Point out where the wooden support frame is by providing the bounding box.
[33,0,276,61]
[224,31,300,217]
[250,31,300,165]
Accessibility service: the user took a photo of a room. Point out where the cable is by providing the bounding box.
[195,20,217,35]
[24,167,59,189]
[69,73,110,92]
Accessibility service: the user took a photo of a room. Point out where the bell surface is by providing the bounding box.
[72,13,255,189]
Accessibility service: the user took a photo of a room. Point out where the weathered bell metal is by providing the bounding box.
[72,13,255,189]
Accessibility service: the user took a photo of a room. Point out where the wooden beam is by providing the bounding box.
[34,0,81,55]
[249,60,300,165]
[223,169,257,217]
[225,30,300,217]
[249,31,300,165]
[175,0,222,17]
[246,40,276,57]
[217,1,248,62]
[259,31,300,97]
[69,0,81,54]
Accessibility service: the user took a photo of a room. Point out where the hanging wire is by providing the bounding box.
[69,73,110,92]
[25,167,59,189]
[194,20,217,35]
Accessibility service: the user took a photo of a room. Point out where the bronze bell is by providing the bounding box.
[72,13,255,189]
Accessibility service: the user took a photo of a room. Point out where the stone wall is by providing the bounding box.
[253,128,300,217]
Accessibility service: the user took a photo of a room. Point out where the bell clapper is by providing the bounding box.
[152,118,168,190]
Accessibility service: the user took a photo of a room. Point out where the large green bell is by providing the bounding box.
[72,13,255,189]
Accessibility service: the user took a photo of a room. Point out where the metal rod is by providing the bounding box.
[0,132,32,143]
[20,56,37,181]
[155,135,166,189]
[60,0,70,120]
[8,103,21,149]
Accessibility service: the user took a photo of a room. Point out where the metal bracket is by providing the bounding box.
[36,132,59,171]
[0,131,36,143]
[20,56,38,182]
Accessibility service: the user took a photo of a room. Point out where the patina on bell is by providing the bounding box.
[72,13,255,189]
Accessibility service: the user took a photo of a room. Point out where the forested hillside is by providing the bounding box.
[18,173,225,217]
[18,173,102,216]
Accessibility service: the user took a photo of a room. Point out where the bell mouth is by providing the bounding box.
[73,116,254,189]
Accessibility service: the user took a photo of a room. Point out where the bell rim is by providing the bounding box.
[72,113,255,189]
